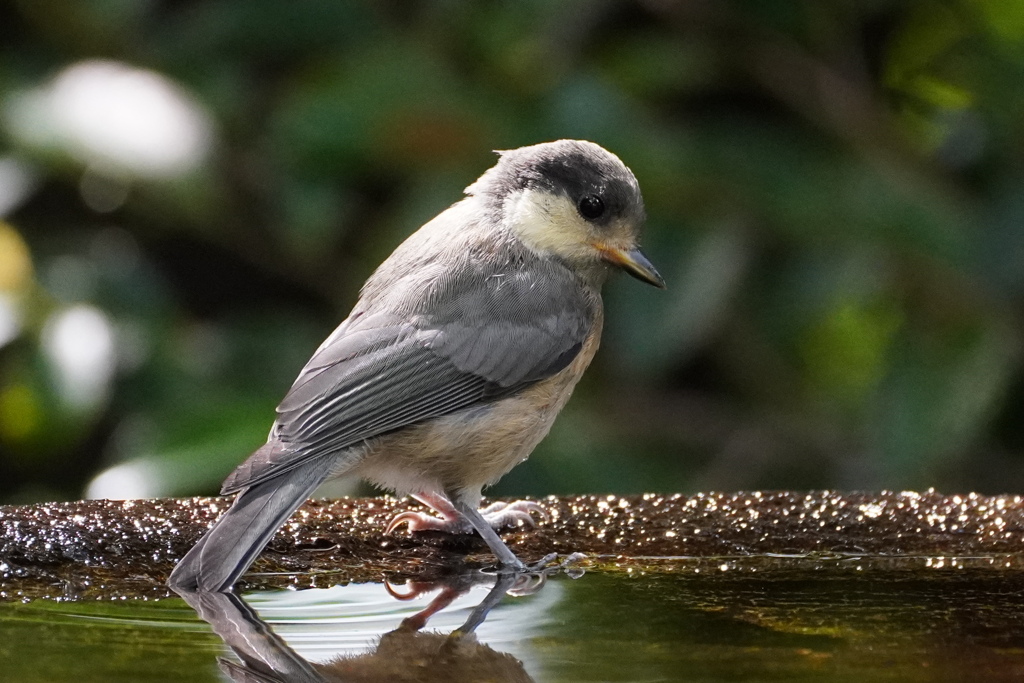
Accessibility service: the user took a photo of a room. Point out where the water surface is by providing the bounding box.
[3,567,1024,682]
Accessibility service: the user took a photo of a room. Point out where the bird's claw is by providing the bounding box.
[478,499,550,529]
[502,552,587,593]
[493,550,585,575]
[385,511,472,535]
[524,551,559,572]
[506,570,549,596]
[386,499,549,536]
[525,551,586,572]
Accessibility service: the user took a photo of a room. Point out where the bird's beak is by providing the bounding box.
[596,244,667,289]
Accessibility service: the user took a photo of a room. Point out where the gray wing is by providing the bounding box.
[222,255,593,494]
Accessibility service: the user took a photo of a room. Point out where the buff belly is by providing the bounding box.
[353,318,602,503]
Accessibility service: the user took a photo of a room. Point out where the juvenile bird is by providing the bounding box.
[168,140,664,592]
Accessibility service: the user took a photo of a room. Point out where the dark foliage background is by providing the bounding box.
[1,0,1022,504]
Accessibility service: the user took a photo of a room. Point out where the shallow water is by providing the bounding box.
[3,568,1024,682]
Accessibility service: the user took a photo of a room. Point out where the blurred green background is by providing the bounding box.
[0,0,1022,505]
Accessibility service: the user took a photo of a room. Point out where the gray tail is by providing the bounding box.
[168,456,333,592]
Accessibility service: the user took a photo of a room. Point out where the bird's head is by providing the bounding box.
[466,140,665,289]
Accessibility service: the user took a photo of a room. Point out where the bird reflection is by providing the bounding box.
[176,571,548,682]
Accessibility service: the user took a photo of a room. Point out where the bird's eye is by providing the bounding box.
[578,194,605,220]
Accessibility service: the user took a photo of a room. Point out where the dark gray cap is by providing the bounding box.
[466,139,646,230]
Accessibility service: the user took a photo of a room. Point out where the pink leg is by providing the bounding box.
[478,499,551,528]
[384,579,463,631]
[385,493,549,535]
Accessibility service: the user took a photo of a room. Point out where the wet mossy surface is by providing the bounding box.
[3,490,1024,601]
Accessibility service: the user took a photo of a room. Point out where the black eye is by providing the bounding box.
[578,194,605,220]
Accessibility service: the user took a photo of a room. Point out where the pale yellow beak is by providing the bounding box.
[596,244,666,289]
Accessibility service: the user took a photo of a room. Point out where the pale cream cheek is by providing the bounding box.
[503,189,595,262]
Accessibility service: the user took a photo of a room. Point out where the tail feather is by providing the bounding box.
[168,456,334,592]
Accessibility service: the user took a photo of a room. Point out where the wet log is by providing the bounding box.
[2,490,1024,601]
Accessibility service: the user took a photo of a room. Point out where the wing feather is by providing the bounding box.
[222,240,595,494]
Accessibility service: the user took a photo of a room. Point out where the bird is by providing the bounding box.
[178,573,537,683]
[167,139,665,592]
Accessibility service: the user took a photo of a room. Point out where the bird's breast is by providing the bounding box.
[355,310,604,498]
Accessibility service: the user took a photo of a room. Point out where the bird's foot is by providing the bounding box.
[386,509,472,535]
[522,552,559,572]
[386,499,549,535]
[479,499,550,530]
[509,550,585,573]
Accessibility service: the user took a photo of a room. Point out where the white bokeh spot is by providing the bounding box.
[85,459,164,500]
[4,59,213,178]
[41,304,117,411]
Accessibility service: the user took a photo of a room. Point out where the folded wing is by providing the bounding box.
[222,255,593,494]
